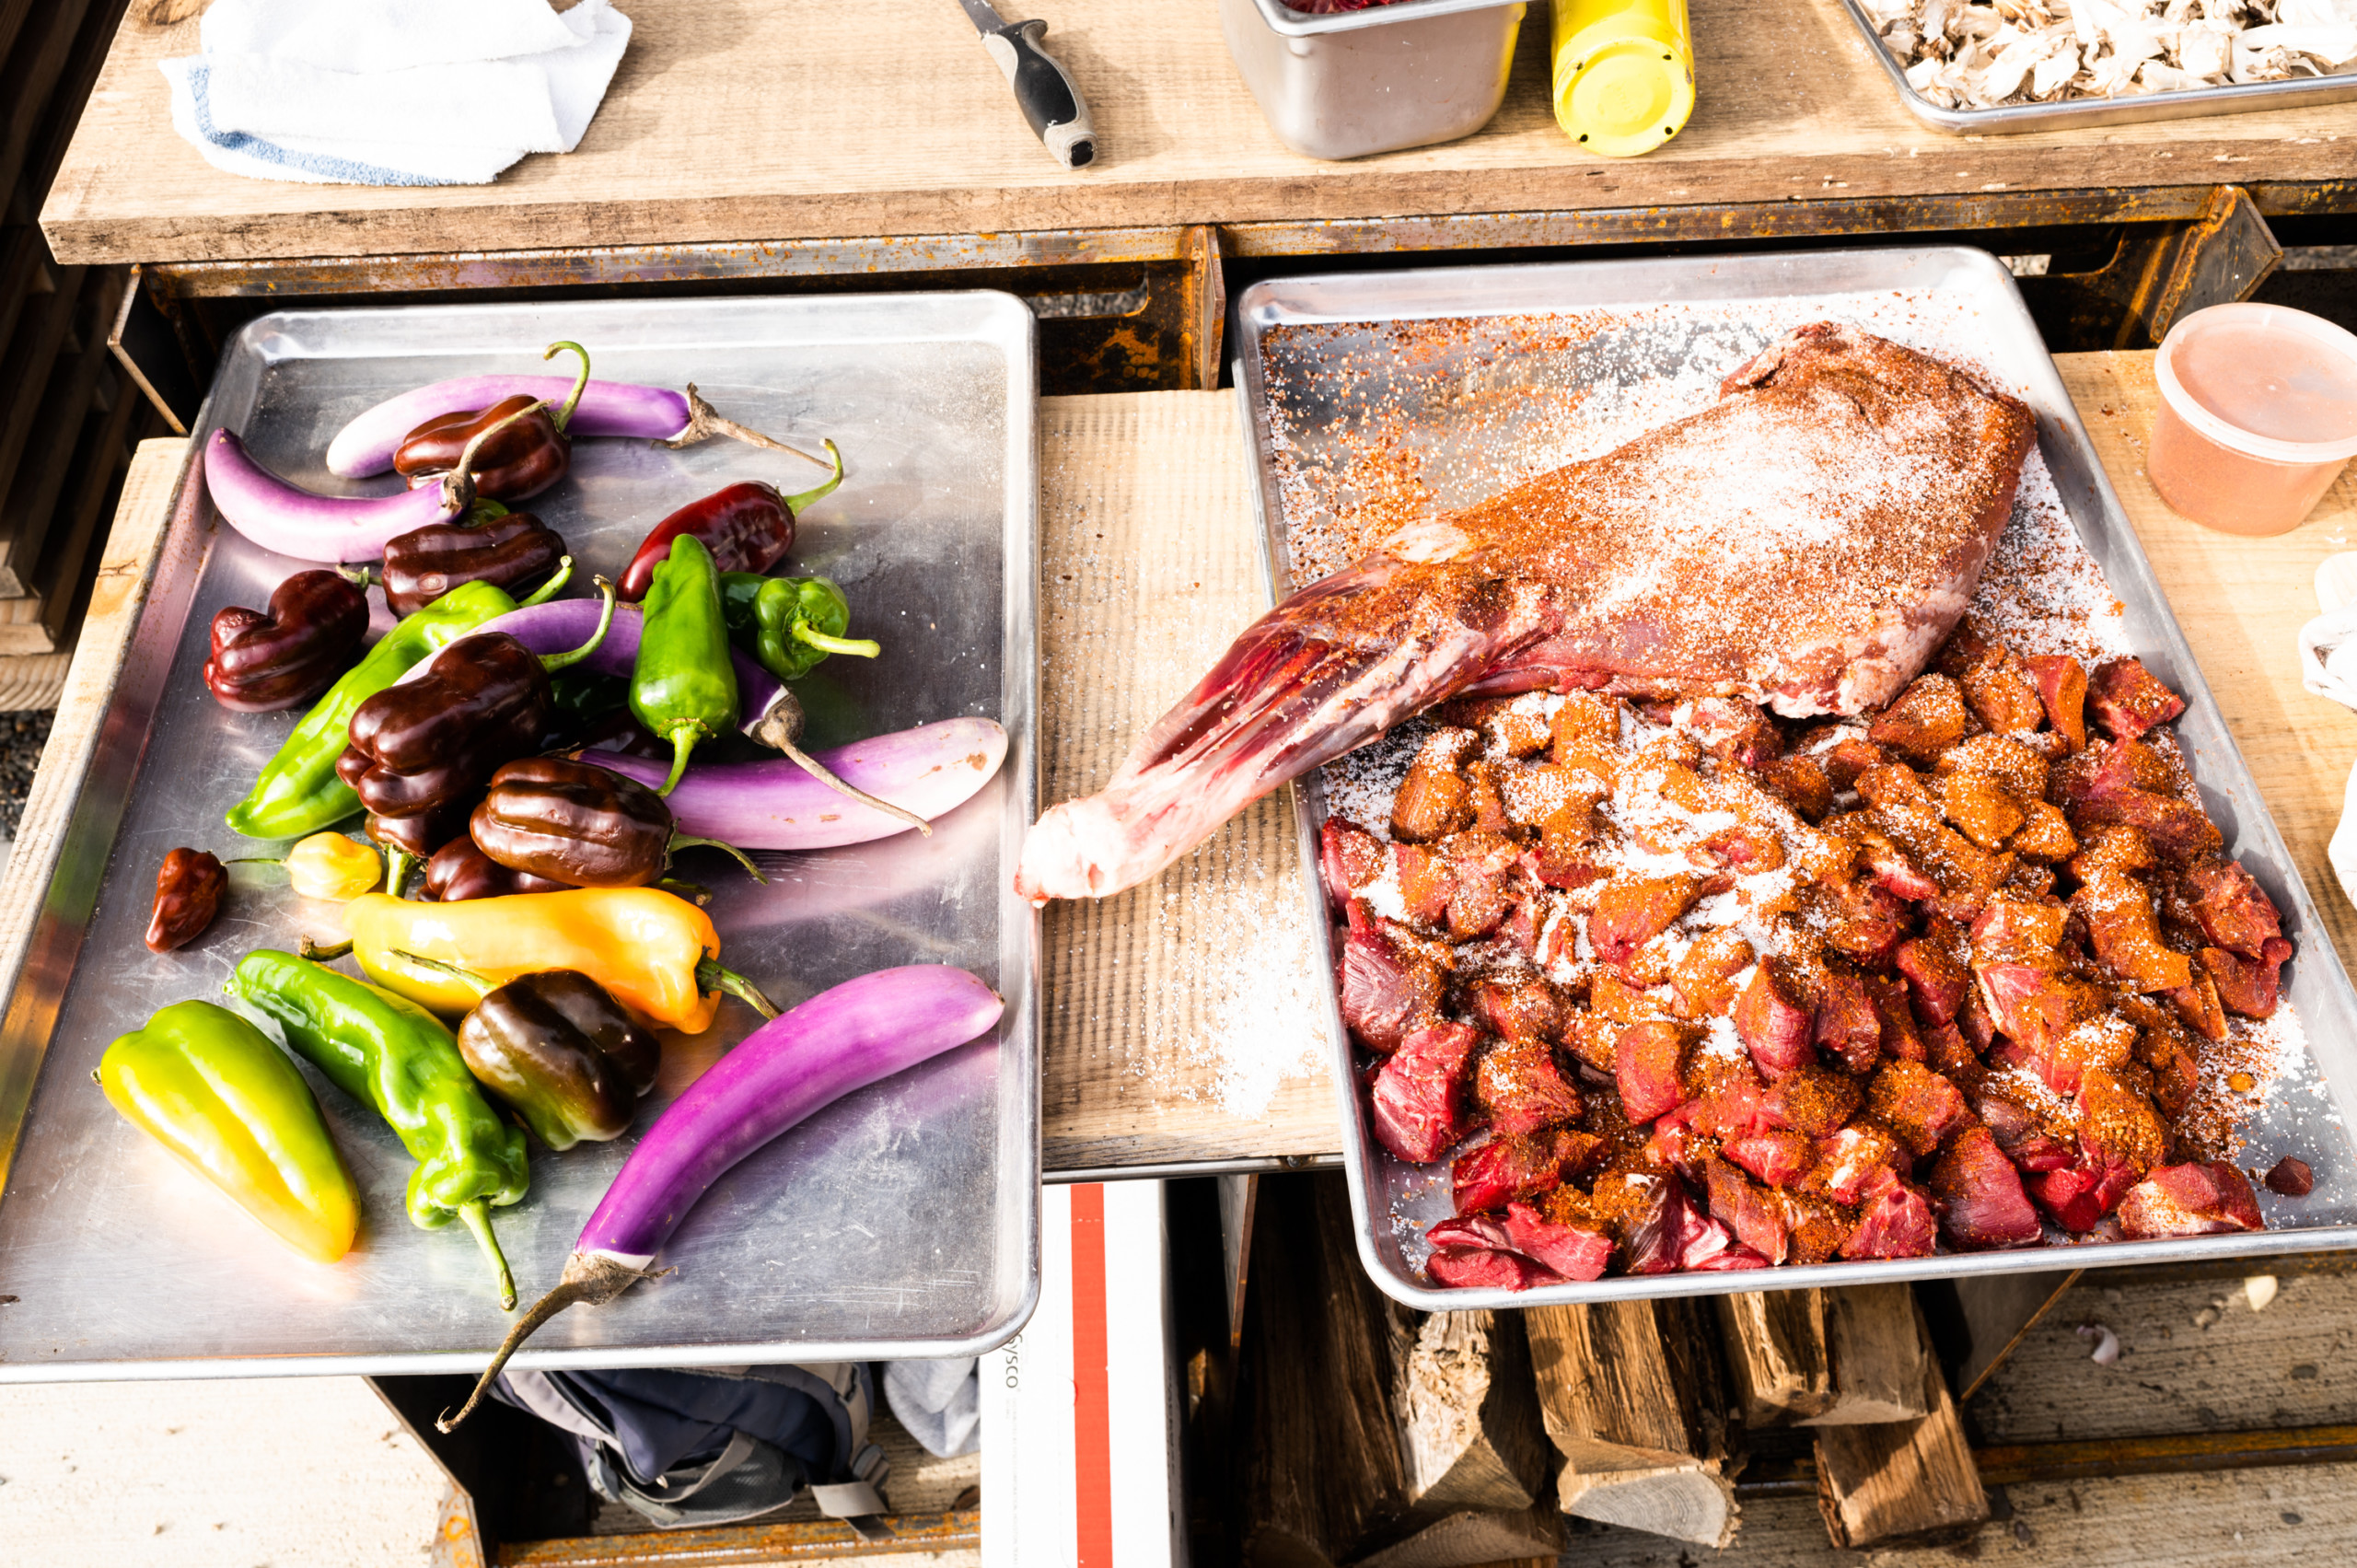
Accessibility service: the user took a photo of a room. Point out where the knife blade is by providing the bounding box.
[957,0,1097,169]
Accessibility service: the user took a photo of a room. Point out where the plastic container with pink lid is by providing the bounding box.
[2148,302,2357,537]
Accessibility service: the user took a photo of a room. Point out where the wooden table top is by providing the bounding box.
[41,0,2357,268]
[5,354,2353,1174]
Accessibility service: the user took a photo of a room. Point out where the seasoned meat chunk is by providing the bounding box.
[1869,673,1969,765]
[1371,1021,1481,1162]
[1932,1125,2044,1248]
[2023,653,2088,751]
[2088,657,2187,741]
[2118,1161,2263,1238]
[1474,1037,1584,1136]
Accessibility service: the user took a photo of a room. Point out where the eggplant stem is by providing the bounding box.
[668,832,767,885]
[436,1251,659,1433]
[544,341,592,433]
[784,440,845,515]
[438,400,549,517]
[518,555,575,609]
[541,577,618,673]
[300,936,355,962]
[658,877,713,906]
[696,958,779,1019]
[790,623,880,659]
[666,383,830,469]
[780,737,932,836]
[458,1200,517,1312]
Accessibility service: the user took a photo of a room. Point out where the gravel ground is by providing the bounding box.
[0,708,52,841]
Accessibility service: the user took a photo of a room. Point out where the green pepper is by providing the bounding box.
[717,573,880,684]
[630,534,737,796]
[96,1000,360,1264]
[226,563,574,841]
[234,949,530,1307]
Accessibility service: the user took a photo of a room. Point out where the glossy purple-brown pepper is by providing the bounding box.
[393,393,569,503]
[381,510,566,617]
[470,756,673,889]
[424,835,571,902]
[341,633,559,826]
[203,569,370,713]
[617,483,795,602]
[145,848,227,953]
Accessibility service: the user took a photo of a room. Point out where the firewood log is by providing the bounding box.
[1523,1299,1739,1548]
[1713,1289,1835,1425]
[1802,1283,1933,1426]
[1393,1310,1548,1515]
[1812,1291,1987,1549]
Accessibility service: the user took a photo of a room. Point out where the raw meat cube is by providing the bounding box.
[1503,1201,1614,1280]
[1868,673,1969,764]
[2118,1161,2264,1238]
[1735,959,1816,1076]
[1615,1019,1692,1124]
[1864,1060,1973,1156]
[1474,1037,1584,1136]
[1931,1125,2044,1249]
[1371,1021,1481,1163]
[1839,1167,1940,1259]
[2023,653,2088,751]
[1589,874,1703,972]
[2088,657,2187,741]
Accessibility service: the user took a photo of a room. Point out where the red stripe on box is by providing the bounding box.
[1071,1182,1115,1566]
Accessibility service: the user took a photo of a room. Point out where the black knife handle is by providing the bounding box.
[981,18,1097,168]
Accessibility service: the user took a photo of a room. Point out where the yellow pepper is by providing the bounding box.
[286,832,383,900]
[339,889,773,1033]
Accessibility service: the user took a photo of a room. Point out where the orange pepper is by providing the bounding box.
[340,889,772,1033]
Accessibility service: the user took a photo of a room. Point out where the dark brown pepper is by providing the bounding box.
[424,836,570,902]
[393,394,568,502]
[381,510,566,617]
[145,848,227,953]
[203,570,369,713]
[470,756,673,889]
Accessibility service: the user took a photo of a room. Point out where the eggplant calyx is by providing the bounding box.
[667,383,830,470]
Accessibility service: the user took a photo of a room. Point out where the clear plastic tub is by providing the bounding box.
[2150,302,2357,538]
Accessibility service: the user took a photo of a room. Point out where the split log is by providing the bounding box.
[1394,1310,1547,1515]
[1219,1171,1259,1357]
[1523,1299,1739,1548]
[1350,1505,1561,1568]
[1713,1289,1834,1426]
[1813,1291,1988,1549]
[1802,1283,1933,1426]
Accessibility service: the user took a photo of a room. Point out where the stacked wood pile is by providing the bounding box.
[1234,1173,1992,1562]
[2,0,156,671]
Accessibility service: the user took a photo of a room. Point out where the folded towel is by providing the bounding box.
[163,0,631,186]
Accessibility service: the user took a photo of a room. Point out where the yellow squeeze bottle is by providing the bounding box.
[1550,0,1696,159]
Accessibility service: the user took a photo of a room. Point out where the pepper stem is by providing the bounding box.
[438,400,549,517]
[540,576,617,673]
[518,555,575,609]
[543,341,591,433]
[666,383,830,470]
[790,622,881,658]
[300,937,355,961]
[436,1250,660,1433]
[784,439,845,515]
[458,1200,517,1312]
[656,726,703,796]
[337,563,375,588]
[695,958,779,1019]
[668,832,768,885]
[386,847,417,900]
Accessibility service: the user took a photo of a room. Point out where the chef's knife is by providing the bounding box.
[957,0,1096,168]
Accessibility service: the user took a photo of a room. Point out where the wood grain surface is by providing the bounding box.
[40,0,2357,267]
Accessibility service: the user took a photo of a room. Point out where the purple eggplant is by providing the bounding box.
[328,376,828,480]
[436,964,1004,1431]
[583,718,1006,850]
[208,401,549,563]
[445,597,798,748]
[462,597,946,832]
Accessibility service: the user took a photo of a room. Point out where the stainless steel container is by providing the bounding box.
[1221,0,1528,161]
[1835,0,2357,134]
[1235,246,2357,1311]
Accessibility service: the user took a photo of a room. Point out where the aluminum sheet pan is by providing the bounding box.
[1235,246,2357,1312]
[0,294,1039,1379]
[1834,0,2357,134]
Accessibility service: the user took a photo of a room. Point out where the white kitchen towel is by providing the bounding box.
[161,0,631,186]
[2294,585,2357,910]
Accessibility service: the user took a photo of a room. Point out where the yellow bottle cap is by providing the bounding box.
[1551,2,1696,159]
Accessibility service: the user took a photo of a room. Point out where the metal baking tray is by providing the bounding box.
[1235,246,2357,1311]
[1835,0,2357,134]
[0,294,1039,1378]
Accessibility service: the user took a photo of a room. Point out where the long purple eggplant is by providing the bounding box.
[328,376,827,479]
[447,597,799,748]
[206,429,463,563]
[436,964,1004,1430]
[585,718,1006,850]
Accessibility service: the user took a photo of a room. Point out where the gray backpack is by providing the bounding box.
[493,1363,890,1531]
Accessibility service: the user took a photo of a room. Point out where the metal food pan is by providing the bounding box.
[1835,0,2357,134]
[1234,245,2357,1311]
[0,294,1040,1378]
[1220,0,1528,161]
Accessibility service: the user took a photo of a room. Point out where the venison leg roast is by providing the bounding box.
[1017,322,2038,904]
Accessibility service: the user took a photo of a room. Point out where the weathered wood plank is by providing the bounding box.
[41,0,2357,267]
